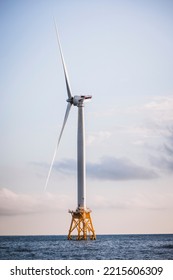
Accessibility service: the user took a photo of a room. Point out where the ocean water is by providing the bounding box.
[0,234,173,260]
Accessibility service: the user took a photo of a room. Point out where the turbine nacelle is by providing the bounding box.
[67,95,92,106]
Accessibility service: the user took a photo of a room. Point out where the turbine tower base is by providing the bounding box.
[68,209,96,240]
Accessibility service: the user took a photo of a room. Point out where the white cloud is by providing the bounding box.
[86,130,111,146]
[1,187,171,220]
[141,96,173,172]
[114,96,173,148]
[144,96,173,124]
[145,96,173,111]
[90,192,173,211]
[0,188,72,216]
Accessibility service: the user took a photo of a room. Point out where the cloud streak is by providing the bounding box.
[87,157,157,180]
[53,156,158,181]
[150,127,173,172]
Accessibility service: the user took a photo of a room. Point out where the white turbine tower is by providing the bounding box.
[45,22,96,240]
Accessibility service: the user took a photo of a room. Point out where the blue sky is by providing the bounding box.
[0,0,173,235]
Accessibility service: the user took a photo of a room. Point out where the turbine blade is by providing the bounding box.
[44,102,72,191]
[54,19,72,99]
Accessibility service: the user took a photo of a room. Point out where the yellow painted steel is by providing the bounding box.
[68,209,96,240]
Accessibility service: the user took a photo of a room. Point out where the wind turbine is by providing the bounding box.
[45,22,96,240]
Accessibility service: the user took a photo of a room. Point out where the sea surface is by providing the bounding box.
[0,234,173,260]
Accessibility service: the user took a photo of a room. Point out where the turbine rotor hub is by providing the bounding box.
[67,95,92,106]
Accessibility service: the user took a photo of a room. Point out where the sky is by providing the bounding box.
[0,0,173,235]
